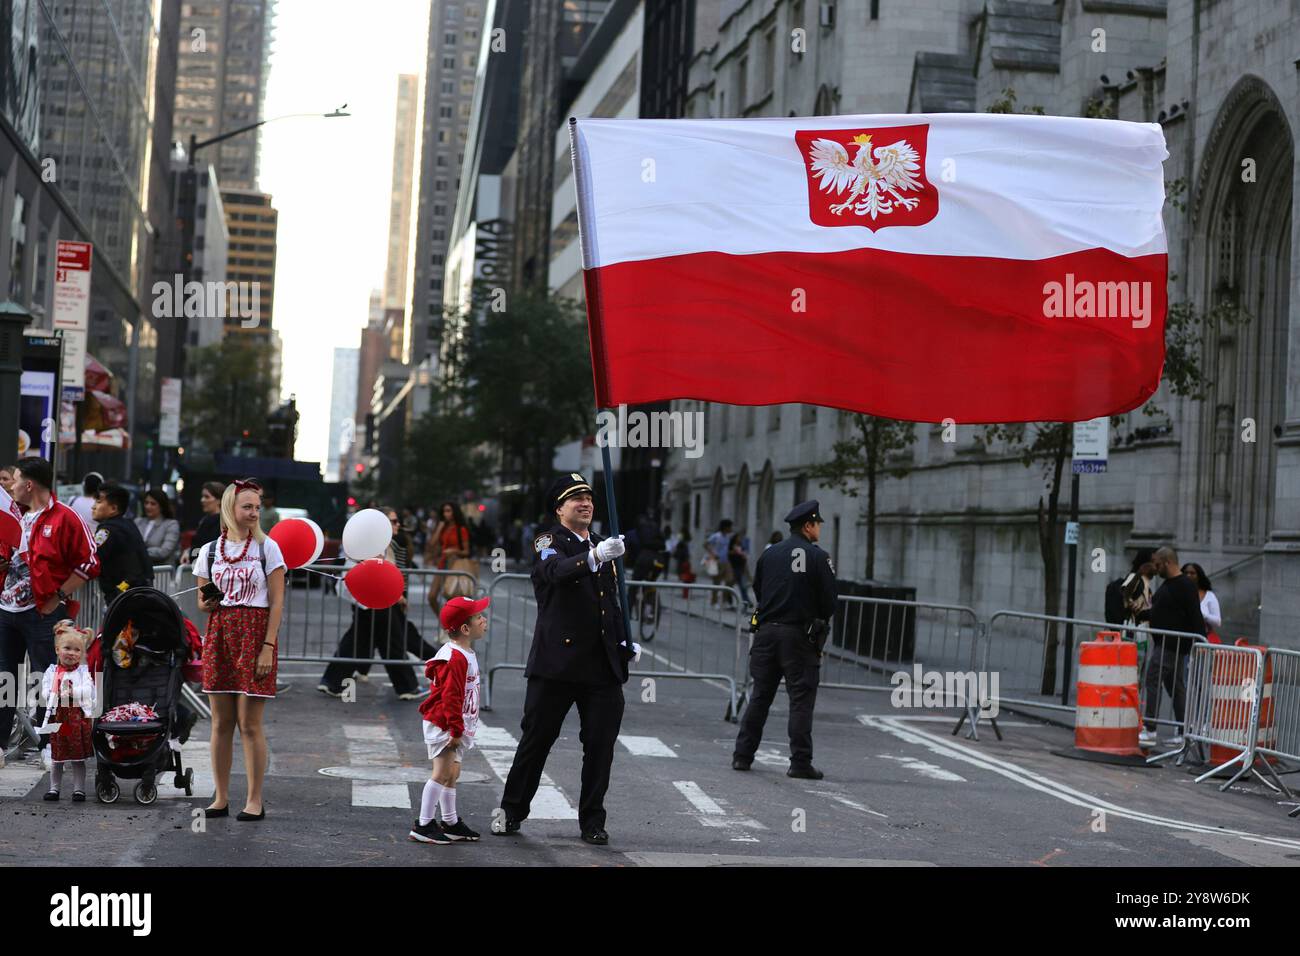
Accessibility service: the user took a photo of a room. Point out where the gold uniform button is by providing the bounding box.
[564,638,572,646]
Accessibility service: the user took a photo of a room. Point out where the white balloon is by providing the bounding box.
[303,518,326,565]
[342,508,392,560]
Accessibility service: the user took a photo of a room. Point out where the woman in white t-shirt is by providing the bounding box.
[1182,562,1221,638]
[193,478,286,821]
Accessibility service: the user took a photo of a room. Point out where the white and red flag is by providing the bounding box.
[568,113,1168,423]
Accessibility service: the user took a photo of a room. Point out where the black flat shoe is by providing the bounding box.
[786,765,824,780]
[732,758,752,771]
[204,805,230,818]
[71,791,85,803]
[43,790,59,801]
[236,807,266,821]
[581,827,609,845]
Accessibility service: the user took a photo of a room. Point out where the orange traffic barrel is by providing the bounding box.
[1209,639,1275,765]
[1074,631,1144,756]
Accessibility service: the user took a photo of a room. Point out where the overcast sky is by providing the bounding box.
[260,0,430,466]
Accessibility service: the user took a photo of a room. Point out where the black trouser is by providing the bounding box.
[734,622,820,768]
[500,677,625,832]
[353,613,437,678]
[319,606,423,696]
[1143,636,1189,733]
[0,604,65,748]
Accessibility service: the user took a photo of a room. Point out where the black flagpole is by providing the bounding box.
[598,413,633,648]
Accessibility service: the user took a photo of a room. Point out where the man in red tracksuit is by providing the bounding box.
[0,457,100,759]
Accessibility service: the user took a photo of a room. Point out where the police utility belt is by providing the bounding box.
[751,613,830,654]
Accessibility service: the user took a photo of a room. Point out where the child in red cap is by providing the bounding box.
[409,595,488,845]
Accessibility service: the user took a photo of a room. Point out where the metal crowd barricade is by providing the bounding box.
[984,610,1205,732]
[482,572,745,720]
[1148,641,1289,793]
[1257,648,1300,812]
[793,594,996,739]
[276,564,482,666]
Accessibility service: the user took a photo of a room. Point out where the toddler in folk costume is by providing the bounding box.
[409,596,488,845]
[40,621,97,802]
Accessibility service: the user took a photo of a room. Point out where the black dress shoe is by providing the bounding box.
[787,765,824,780]
[581,827,609,845]
[491,816,521,835]
[204,805,229,818]
[236,807,265,821]
[732,758,752,771]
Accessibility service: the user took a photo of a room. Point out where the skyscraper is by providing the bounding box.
[173,0,277,190]
[408,0,487,370]
[386,74,420,350]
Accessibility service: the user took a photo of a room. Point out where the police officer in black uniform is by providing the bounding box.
[89,483,154,603]
[496,473,636,845]
[732,500,837,779]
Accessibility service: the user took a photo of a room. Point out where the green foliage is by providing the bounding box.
[986,87,1046,115]
[182,336,277,453]
[809,414,916,496]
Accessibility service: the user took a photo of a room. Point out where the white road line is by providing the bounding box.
[475,722,577,820]
[618,735,677,757]
[807,790,888,818]
[877,754,967,782]
[673,779,765,842]
[157,740,215,800]
[674,780,725,814]
[859,714,1300,851]
[343,723,410,809]
[0,763,45,798]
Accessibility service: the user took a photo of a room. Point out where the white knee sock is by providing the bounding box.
[50,763,63,792]
[419,780,444,826]
[439,786,458,824]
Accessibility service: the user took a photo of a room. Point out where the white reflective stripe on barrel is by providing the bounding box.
[1076,706,1140,728]
[1076,665,1138,685]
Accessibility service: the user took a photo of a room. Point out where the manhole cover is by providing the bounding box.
[318,766,489,785]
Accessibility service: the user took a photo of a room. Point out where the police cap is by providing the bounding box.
[548,472,594,513]
[784,499,825,527]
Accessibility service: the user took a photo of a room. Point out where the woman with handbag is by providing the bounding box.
[427,501,477,611]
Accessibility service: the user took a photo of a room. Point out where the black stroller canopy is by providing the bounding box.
[101,587,187,654]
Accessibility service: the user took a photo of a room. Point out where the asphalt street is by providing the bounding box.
[3,574,1299,867]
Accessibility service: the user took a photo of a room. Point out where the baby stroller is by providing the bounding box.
[92,587,195,805]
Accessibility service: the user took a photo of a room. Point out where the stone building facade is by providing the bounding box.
[662,0,1298,646]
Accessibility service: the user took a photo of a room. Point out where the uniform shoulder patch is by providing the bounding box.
[533,533,553,553]
[94,528,108,545]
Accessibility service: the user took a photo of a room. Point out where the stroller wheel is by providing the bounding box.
[134,781,158,805]
[182,767,194,796]
[97,780,120,804]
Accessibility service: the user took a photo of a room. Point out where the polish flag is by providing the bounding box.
[568,113,1169,423]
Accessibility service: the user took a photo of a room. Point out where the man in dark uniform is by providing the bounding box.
[732,500,837,779]
[90,484,154,603]
[495,472,636,845]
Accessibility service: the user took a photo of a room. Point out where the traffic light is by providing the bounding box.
[354,462,364,474]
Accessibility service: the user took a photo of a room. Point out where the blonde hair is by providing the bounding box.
[220,484,267,543]
[53,621,89,652]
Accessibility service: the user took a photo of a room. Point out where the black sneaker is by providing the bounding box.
[316,684,343,698]
[731,757,752,771]
[491,814,522,835]
[440,819,480,841]
[408,820,451,844]
[786,765,824,780]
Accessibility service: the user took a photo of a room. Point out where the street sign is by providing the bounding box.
[160,377,182,447]
[52,240,92,397]
[1071,417,1108,474]
[1064,521,1080,545]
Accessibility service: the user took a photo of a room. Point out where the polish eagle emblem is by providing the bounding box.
[808,133,923,219]
[795,124,938,231]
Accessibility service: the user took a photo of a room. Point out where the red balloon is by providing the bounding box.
[269,518,318,569]
[344,559,404,609]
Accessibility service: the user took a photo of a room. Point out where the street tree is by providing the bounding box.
[809,414,916,580]
[182,335,277,454]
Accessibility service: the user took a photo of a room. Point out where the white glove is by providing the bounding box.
[594,535,625,563]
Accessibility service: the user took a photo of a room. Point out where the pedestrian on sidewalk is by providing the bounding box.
[495,473,636,846]
[188,481,225,562]
[90,484,154,602]
[136,489,180,565]
[65,472,103,532]
[1181,562,1221,640]
[193,477,286,821]
[0,457,100,764]
[1140,546,1204,748]
[704,519,734,607]
[39,622,95,801]
[728,528,753,604]
[409,596,488,846]
[733,500,836,780]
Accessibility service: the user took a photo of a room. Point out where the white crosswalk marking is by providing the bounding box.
[157,740,215,800]
[0,761,45,798]
[343,724,411,808]
[877,753,966,782]
[807,789,888,818]
[475,721,577,820]
[618,735,677,757]
[673,780,765,842]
